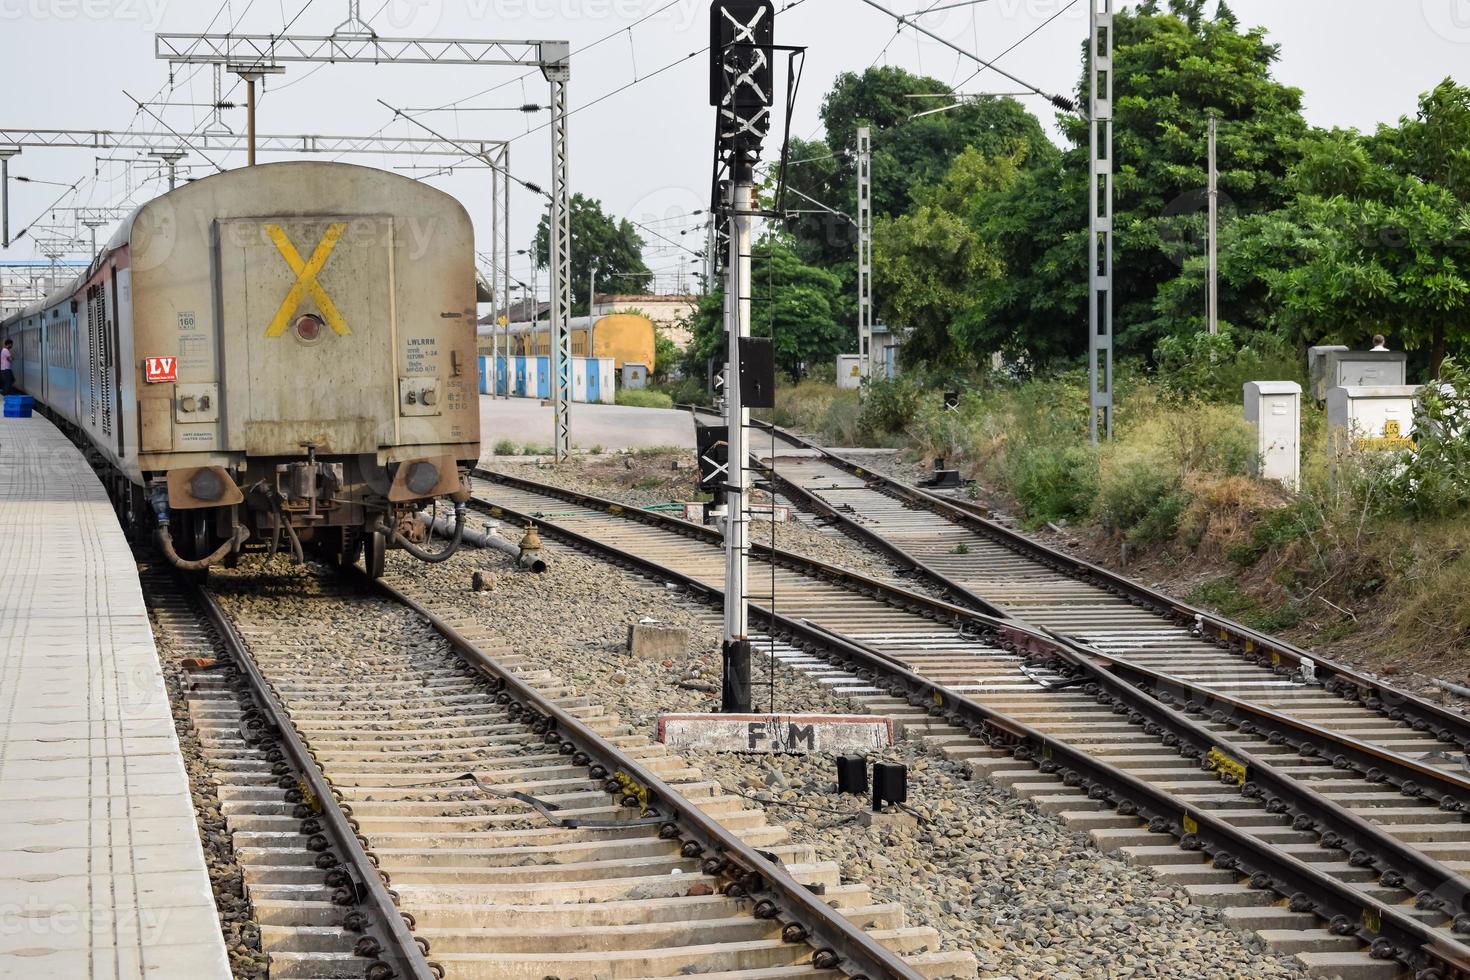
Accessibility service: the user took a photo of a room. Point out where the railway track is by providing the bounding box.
[469,466,1470,980]
[144,562,966,979]
[725,412,1470,765]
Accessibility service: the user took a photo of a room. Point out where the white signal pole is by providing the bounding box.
[857,125,872,378]
[1207,113,1219,335]
[723,177,752,710]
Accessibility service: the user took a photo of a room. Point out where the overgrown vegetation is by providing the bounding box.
[615,388,674,409]
[773,348,1470,664]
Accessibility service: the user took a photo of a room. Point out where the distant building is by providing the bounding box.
[591,293,697,348]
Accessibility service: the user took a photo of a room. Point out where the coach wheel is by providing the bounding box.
[365,530,386,580]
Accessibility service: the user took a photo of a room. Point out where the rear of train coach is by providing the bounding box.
[8,161,482,575]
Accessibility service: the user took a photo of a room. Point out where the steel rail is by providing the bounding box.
[473,468,988,622]
[473,471,1470,977]
[731,435,1470,810]
[189,579,438,980]
[368,574,920,980]
[797,625,1470,980]
[724,411,1470,752]
[475,469,1470,812]
[1064,635,1470,813]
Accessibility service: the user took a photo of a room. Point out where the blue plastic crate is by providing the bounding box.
[4,395,34,418]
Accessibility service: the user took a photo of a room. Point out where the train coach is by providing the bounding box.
[1,161,481,576]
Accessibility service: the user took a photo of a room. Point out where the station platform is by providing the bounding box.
[0,414,230,978]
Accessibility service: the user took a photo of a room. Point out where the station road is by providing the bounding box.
[478,394,697,456]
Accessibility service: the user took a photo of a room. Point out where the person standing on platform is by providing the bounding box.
[0,339,14,395]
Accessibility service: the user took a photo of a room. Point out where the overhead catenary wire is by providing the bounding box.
[856,0,1078,113]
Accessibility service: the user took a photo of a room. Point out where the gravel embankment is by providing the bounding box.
[387,536,1311,980]
[146,578,266,979]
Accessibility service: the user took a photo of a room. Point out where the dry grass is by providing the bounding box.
[1177,473,1291,560]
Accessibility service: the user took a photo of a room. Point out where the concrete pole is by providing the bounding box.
[246,76,258,166]
[1087,0,1115,443]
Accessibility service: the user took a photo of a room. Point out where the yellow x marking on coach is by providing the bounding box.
[263,223,351,337]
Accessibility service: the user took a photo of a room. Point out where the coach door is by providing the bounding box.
[217,216,397,457]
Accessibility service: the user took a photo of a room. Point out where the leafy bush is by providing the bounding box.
[1384,357,1470,518]
[773,382,869,445]
[1128,490,1192,545]
[857,376,928,439]
[1006,443,1099,526]
[652,327,679,382]
[492,438,518,455]
[1154,327,1303,404]
[658,376,711,407]
[1097,457,1175,532]
[616,388,674,409]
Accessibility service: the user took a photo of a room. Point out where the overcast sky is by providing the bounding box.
[1,0,1466,294]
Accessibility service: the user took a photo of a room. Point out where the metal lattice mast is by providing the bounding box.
[1088,0,1114,443]
[543,45,572,460]
[153,28,570,452]
[501,145,511,398]
[857,125,873,378]
[0,127,505,158]
[0,148,18,248]
[204,64,232,135]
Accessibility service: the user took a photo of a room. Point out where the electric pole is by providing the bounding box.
[149,149,186,189]
[1088,0,1114,443]
[1207,112,1218,336]
[588,262,598,355]
[229,65,285,165]
[857,125,873,378]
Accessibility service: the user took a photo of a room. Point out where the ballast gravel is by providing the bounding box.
[488,455,926,587]
[145,574,267,980]
[387,526,1311,980]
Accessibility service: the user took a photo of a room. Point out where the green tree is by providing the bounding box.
[1215,88,1470,371]
[535,194,652,315]
[969,1,1308,364]
[778,68,1055,274]
[871,145,1027,364]
[685,237,848,379]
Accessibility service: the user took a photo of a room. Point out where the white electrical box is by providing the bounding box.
[1307,345,1349,401]
[1243,381,1302,491]
[1325,385,1420,454]
[1322,350,1407,397]
[836,354,863,390]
